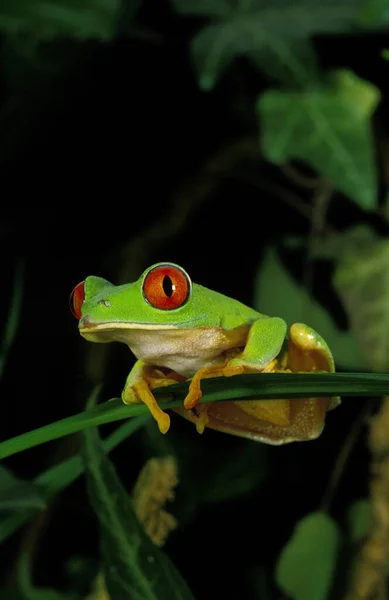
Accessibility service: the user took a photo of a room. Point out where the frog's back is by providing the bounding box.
[192,283,264,330]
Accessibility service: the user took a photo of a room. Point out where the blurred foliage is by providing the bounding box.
[0,0,389,598]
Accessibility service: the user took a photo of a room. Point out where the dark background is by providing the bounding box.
[0,1,387,598]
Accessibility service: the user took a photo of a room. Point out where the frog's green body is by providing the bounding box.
[73,262,339,444]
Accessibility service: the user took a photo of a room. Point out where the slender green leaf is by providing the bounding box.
[346,499,371,543]
[2,372,389,460]
[0,414,149,544]
[17,552,77,600]
[276,511,340,600]
[259,70,380,209]
[82,424,195,600]
[254,246,365,369]
[0,0,120,40]
[334,238,389,371]
[0,261,23,379]
[0,467,46,511]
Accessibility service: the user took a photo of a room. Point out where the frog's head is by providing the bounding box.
[70,262,216,342]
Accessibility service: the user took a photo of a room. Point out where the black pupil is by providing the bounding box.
[162,275,173,297]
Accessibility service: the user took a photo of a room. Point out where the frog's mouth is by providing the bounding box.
[78,315,208,344]
[79,316,176,343]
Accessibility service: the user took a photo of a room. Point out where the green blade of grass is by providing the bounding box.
[1,372,389,460]
[0,261,23,379]
[0,414,150,544]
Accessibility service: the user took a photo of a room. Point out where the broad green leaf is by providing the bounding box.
[2,372,389,460]
[258,70,380,210]
[0,467,46,511]
[346,499,371,543]
[173,0,363,88]
[254,246,365,369]
[82,425,195,600]
[0,0,120,40]
[334,238,389,371]
[276,511,340,600]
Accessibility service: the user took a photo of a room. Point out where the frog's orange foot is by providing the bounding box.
[184,362,244,410]
[125,380,171,434]
[183,385,202,411]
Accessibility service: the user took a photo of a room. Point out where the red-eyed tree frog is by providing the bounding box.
[71,262,340,445]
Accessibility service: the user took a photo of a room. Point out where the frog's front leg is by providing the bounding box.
[183,317,287,410]
[122,359,177,434]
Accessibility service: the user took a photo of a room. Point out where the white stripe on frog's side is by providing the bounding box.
[80,323,250,378]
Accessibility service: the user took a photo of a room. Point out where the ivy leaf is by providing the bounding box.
[258,70,380,210]
[275,511,340,600]
[172,0,363,88]
[82,424,195,600]
[254,246,365,369]
[334,237,389,371]
[0,0,120,41]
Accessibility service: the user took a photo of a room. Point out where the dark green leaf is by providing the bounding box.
[276,511,340,600]
[82,425,195,600]
[0,414,149,544]
[0,0,120,41]
[2,371,389,460]
[258,70,380,209]
[200,441,267,503]
[0,466,46,511]
[173,0,363,89]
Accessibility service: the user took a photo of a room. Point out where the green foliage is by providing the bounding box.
[172,0,365,88]
[0,0,388,598]
[0,467,46,511]
[2,372,389,460]
[0,414,149,544]
[258,70,379,209]
[275,512,341,600]
[334,237,389,371]
[198,440,267,503]
[82,420,195,600]
[358,0,389,25]
[346,499,371,543]
[254,246,365,369]
[0,0,121,41]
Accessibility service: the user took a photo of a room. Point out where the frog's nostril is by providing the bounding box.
[98,299,111,308]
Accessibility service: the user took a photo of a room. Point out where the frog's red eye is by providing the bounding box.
[142,264,191,310]
[70,281,85,319]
